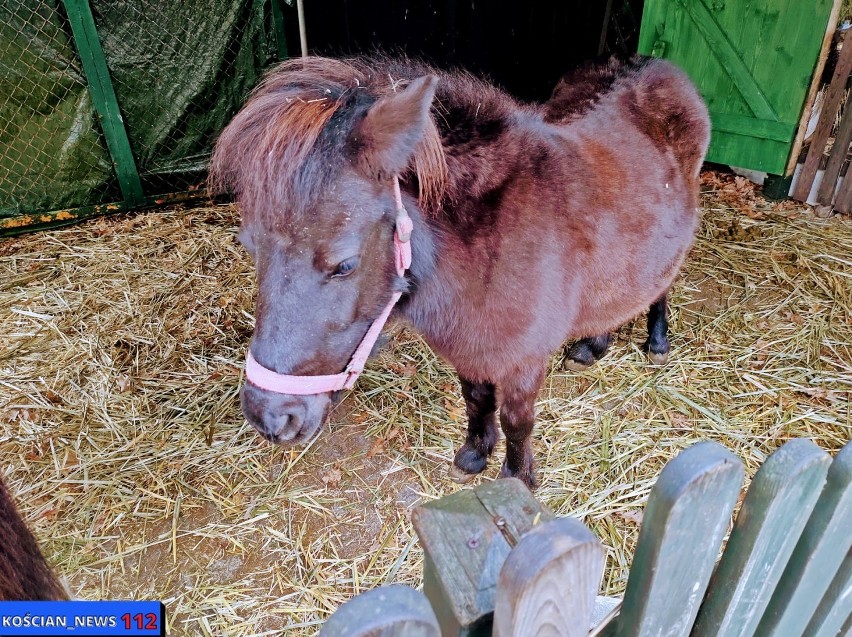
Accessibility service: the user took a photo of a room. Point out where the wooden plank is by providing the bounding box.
[320,585,440,637]
[493,517,605,637]
[802,546,851,637]
[817,92,852,205]
[792,33,852,201]
[693,439,832,637]
[412,479,550,636]
[711,113,797,144]
[755,442,852,636]
[675,0,778,121]
[786,0,844,176]
[602,441,744,637]
[473,478,555,548]
[834,163,852,214]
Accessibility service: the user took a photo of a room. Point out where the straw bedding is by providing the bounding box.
[0,171,849,635]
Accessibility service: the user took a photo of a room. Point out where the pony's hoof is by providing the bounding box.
[452,444,489,480]
[648,350,669,365]
[562,358,594,372]
[448,464,479,484]
[643,337,670,366]
[498,461,539,490]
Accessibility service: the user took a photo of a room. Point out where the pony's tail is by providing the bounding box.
[0,475,68,600]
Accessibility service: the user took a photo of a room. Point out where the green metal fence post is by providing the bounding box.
[61,0,144,206]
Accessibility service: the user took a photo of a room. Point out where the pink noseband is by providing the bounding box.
[245,177,413,395]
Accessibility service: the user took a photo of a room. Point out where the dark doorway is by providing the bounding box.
[281,0,645,101]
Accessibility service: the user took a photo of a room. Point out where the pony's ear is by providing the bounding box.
[355,75,438,178]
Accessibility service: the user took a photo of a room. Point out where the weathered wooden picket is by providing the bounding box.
[320,439,852,637]
[791,29,852,215]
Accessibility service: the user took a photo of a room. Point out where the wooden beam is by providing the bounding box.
[711,113,796,144]
[598,0,616,57]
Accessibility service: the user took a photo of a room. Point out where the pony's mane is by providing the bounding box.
[209,56,449,221]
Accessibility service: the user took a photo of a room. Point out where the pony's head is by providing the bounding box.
[210,58,442,444]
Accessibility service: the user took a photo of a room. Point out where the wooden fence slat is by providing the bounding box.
[816,92,852,205]
[493,517,605,637]
[802,547,852,637]
[319,585,440,637]
[601,441,744,637]
[692,439,832,637]
[792,35,852,201]
[754,442,852,636]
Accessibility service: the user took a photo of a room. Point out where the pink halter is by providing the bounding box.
[245,177,413,395]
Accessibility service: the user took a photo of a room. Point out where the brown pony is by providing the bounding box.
[210,55,710,488]
[0,476,67,600]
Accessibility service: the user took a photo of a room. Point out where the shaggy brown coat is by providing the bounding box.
[211,55,710,487]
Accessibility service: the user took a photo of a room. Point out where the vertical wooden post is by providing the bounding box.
[493,517,605,637]
[815,93,852,206]
[792,34,852,202]
[319,585,440,637]
[693,439,832,637]
[603,441,744,637]
[412,479,554,636]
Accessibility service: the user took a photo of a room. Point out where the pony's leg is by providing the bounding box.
[562,334,612,370]
[449,377,498,483]
[497,366,546,489]
[643,293,670,365]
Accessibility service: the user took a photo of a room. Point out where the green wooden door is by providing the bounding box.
[638,0,838,175]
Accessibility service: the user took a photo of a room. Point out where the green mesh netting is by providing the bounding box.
[0,0,283,223]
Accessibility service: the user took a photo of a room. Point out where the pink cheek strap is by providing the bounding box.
[245,177,412,396]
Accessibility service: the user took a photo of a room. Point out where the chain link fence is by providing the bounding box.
[0,0,288,234]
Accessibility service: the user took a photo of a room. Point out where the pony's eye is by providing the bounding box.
[331,256,360,278]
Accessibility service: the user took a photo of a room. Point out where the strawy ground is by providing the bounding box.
[0,171,849,635]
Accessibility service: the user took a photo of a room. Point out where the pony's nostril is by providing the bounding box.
[274,412,303,441]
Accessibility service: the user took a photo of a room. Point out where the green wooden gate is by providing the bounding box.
[638,0,839,176]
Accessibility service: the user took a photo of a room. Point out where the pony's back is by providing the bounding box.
[545,56,710,183]
[0,476,66,600]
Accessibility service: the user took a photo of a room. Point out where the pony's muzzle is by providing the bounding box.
[240,383,332,444]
